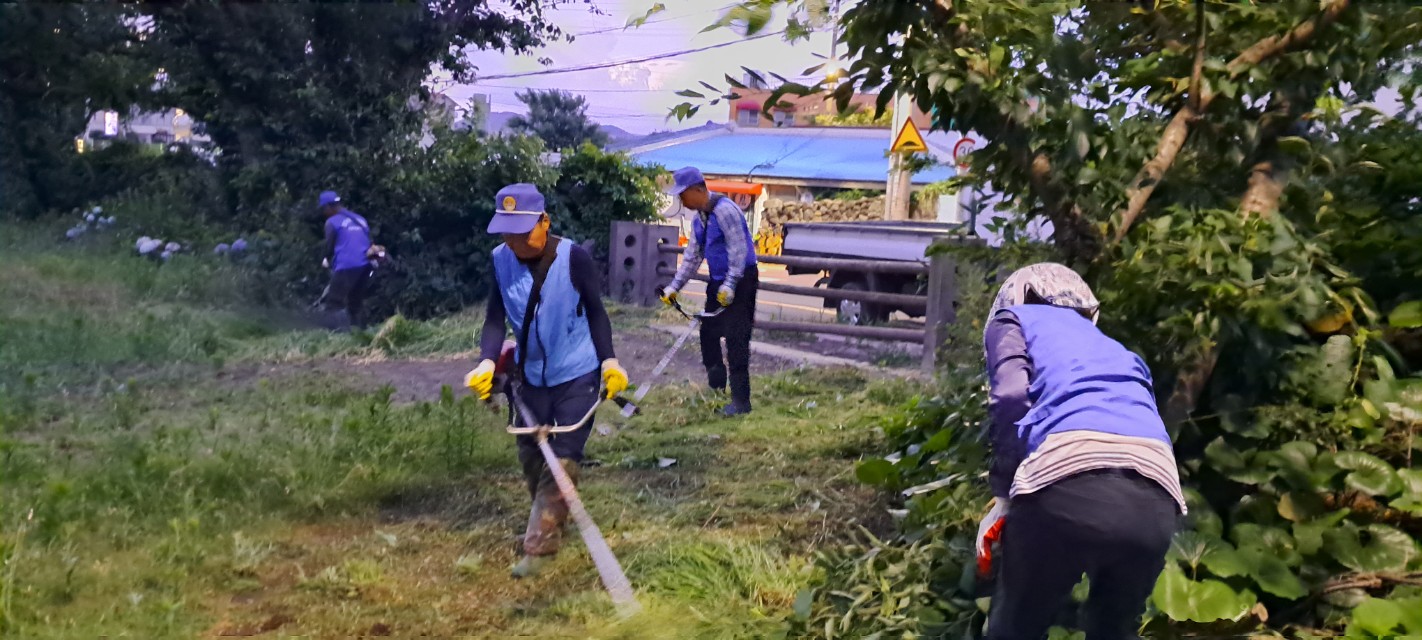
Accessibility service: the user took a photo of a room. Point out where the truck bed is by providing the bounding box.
[781,221,967,262]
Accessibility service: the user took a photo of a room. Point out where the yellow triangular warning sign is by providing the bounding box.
[890,120,928,153]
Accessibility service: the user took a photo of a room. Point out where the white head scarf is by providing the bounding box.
[985,263,1100,344]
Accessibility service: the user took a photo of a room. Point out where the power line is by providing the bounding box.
[474,30,785,81]
[477,83,667,94]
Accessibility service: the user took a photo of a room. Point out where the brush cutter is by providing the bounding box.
[500,375,641,614]
[617,299,725,418]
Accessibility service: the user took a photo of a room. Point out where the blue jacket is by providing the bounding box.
[493,239,599,388]
[325,209,372,272]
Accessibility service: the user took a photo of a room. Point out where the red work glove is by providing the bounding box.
[976,499,1008,579]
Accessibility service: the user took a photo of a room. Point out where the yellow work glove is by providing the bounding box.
[464,359,496,401]
[716,284,735,307]
[601,358,628,400]
[659,286,679,307]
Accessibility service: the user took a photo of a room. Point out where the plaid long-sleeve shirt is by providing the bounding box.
[669,196,752,291]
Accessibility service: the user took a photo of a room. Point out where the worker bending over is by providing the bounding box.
[981,263,1184,640]
[659,166,759,417]
[464,184,627,578]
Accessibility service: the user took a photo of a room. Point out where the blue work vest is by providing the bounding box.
[493,240,599,388]
[1009,304,1171,456]
[693,196,757,282]
[326,209,372,272]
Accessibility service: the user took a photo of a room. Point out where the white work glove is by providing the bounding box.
[716,284,735,307]
[659,286,679,307]
[464,359,496,401]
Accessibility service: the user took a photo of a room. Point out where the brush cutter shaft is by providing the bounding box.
[534,436,639,611]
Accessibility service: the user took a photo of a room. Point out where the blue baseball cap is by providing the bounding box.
[487,183,546,235]
[318,190,341,208]
[665,167,705,196]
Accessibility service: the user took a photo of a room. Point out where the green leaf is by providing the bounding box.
[1236,547,1307,600]
[625,3,667,28]
[1200,543,1249,578]
[1398,468,1422,499]
[1323,523,1416,572]
[1348,598,1406,636]
[1310,335,1355,406]
[1167,531,1224,571]
[1184,489,1224,538]
[1333,451,1403,497]
[1232,524,1300,567]
[1292,510,1350,556]
[1277,136,1312,156]
[1151,564,1257,623]
[855,459,895,486]
[792,588,815,621]
[1389,301,1422,329]
[675,89,706,99]
[1278,491,1326,523]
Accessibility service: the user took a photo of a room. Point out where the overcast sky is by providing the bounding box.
[438,1,1410,136]
[442,0,836,135]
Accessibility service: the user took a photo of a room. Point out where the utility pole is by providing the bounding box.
[885,92,913,221]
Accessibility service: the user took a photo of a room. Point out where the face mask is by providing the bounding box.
[506,217,550,259]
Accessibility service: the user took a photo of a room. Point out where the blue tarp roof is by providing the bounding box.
[625,127,957,185]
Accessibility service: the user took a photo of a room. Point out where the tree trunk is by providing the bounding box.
[1112,0,1351,244]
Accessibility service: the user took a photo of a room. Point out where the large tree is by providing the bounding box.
[138,1,567,221]
[0,3,145,218]
[664,1,1422,634]
[507,89,609,150]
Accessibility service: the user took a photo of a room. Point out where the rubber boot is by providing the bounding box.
[514,457,580,577]
[723,370,752,417]
[706,363,728,394]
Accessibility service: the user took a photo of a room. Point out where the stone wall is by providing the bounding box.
[760,196,933,229]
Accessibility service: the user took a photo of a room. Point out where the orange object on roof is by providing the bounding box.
[705,180,763,196]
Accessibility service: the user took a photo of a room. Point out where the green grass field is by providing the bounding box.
[0,223,919,637]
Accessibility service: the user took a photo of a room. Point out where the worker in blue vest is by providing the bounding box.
[464,183,628,579]
[979,263,1184,640]
[659,167,759,417]
[318,190,374,331]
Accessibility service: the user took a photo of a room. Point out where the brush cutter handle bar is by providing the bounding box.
[503,379,606,435]
[670,297,727,321]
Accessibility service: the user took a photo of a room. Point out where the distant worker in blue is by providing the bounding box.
[979,263,1185,640]
[318,190,376,331]
[464,183,627,578]
[659,167,759,417]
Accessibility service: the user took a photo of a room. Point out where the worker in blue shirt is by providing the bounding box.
[464,183,628,578]
[318,190,374,331]
[659,167,759,417]
[980,263,1184,640]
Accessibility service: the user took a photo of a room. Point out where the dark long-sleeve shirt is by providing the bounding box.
[984,312,1034,499]
[479,243,614,363]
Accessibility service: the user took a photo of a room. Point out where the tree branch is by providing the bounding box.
[1161,342,1218,427]
[1111,0,1351,244]
[1188,0,1206,114]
